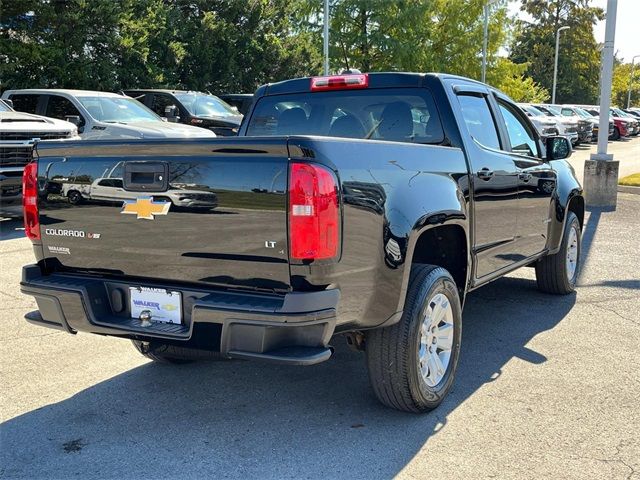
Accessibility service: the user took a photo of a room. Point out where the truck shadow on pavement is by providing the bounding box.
[0,276,576,479]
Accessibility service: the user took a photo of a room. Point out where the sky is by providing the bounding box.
[508,0,640,63]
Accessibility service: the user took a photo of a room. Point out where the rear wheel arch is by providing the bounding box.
[567,194,585,230]
[406,224,469,304]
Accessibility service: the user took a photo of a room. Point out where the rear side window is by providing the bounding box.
[9,94,40,114]
[456,94,500,150]
[246,88,444,145]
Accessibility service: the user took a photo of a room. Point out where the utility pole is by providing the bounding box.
[323,0,330,75]
[627,54,640,109]
[552,26,570,104]
[584,0,618,208]
[482,4,489,83]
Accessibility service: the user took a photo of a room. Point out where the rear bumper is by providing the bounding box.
[20,264,338,365]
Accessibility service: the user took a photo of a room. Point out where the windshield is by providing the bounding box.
[521,105,546,117]
[174,93,239,118]
[612,108,633,118]
[575,107,594,118]
[78,96,161,123]
[246,88,445,145]
[0,101,11,112]
[534,106,556,117]
[545,106,563,116]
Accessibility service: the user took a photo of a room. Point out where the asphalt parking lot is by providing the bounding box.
[1,139,639,480]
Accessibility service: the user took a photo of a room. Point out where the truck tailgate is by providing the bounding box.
[35,139,291,292]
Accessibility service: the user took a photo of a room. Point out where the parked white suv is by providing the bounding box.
[519,103,578,145]
[1,89,216,140]
[517,104,559,139]
[0,99,78,217]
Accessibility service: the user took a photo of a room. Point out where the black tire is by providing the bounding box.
[365,265,462,413]
[67,190,82,205]
[612,127,620,140]
[535,211,581,294]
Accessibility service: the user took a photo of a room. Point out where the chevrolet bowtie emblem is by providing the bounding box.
[121,197,170,220]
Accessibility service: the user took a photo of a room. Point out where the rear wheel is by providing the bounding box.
[535,211,581,294]
[365,265,462,413]
[67,190,82,205]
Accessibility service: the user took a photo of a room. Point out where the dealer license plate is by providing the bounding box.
[130,287,182,324]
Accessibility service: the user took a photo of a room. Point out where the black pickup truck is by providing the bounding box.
[20,73,583,413]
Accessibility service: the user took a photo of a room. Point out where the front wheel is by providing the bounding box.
[612,127,620,140]
[365,265,462,413]
[535,211,581,294]
[67,190,82,205]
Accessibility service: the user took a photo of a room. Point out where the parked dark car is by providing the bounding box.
[218,94,254,116]
[123,90,243,136]
[20,72,583,413]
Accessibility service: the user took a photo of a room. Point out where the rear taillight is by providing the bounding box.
[22,162,40,241]
[288,162,339,261]
[310,74,368,91]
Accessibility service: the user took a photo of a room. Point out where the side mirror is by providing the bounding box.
[164,105,179,122]
[4,99,13,108]
[546,136,572,160]
[65,115,81,126]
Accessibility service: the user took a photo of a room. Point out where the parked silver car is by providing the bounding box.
[1,89,216,140]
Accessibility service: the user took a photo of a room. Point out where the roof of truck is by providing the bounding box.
[258,72,493,97]
[3,89,126,98]
[122,89,204,95]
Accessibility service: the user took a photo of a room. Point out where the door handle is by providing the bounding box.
[477,168,494,180]
[123,161,169,192]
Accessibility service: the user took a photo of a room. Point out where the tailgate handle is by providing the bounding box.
[123,161,169,192]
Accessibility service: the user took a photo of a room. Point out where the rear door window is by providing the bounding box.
[497,100,540,158]
[9,94,40,114]
[456,94,501,150]
[45,95,85,126]
[246,88,444,145]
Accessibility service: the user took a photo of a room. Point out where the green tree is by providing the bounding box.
[1,0,322,93]
[611,61,640,108]
[487,59,549,102]
[509,0,605,104]
[297,0,546,101]
[0,0,123,90]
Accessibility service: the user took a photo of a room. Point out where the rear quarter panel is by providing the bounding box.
[288,137,470,331]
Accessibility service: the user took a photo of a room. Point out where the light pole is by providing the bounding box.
[626,54,640,108]
[585,0,618,208]
[552,26,570,104]
[323,0,330,75]
[481,4,489,83]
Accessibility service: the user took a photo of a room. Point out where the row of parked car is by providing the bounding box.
[0,88,251,216]
[1,85,639,217]
[518,102,640,145]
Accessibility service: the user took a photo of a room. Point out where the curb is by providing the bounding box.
[618,185,640,195]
